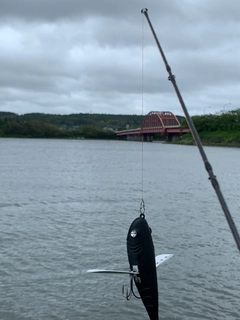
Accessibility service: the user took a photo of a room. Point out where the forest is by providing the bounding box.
[0,112,144,139]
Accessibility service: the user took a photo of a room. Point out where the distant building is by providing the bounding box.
[103,127,114,131]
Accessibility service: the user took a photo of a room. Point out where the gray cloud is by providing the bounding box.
[0,0,239,116]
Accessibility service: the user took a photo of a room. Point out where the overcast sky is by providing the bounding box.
[0,0,239,116]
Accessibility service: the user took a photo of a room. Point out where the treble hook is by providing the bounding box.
[122,276,141,300]
[122,283,132,300]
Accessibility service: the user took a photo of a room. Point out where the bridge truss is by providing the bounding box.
[140,111,180,134]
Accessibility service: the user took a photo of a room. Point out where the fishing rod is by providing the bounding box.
[141,8,240,253]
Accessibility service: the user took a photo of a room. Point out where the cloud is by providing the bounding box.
[0,0,239,116]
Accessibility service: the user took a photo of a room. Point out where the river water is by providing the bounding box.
[1,138,240,320]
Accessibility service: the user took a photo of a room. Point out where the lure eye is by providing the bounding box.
[130,229,137,238]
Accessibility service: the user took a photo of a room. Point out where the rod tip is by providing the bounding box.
[141,8,148,14]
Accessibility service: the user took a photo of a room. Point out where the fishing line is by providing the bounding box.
[141,8,240,253]
[140,12,145,218]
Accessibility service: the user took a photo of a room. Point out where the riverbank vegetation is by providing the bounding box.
[0,118,116,139]
[0,112,145,139]
[178,109,240,147]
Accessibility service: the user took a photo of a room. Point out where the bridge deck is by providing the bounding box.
[116,126,189,136]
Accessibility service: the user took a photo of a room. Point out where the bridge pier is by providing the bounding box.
[126,134,142,141]
[166,133,180,142]
[125,134,154,142]
[143,134,153,142]
[117,133,183,142]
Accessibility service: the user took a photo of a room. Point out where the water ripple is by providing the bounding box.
[1,139,240,319]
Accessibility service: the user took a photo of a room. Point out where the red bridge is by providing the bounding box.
[116,111,190,142]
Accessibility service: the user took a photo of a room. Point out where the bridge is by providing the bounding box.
[116,111,190,142]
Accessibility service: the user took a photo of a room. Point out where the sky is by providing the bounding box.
[0,0,239,116]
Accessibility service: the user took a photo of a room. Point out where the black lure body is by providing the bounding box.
[127,216,158,320]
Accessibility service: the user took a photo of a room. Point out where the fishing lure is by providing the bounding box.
[88,213,173,320]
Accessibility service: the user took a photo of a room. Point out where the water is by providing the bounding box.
[1,138,240,320]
